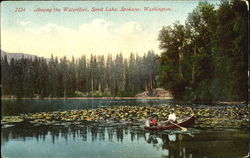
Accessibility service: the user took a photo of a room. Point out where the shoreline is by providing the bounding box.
[1,96,173,100]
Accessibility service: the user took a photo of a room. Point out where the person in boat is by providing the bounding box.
[151,117,158,126]
[145,118,151,127]
[168,109,177,123]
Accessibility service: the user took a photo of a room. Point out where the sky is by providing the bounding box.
[1,1,220,58]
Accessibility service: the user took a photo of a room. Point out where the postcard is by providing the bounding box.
[1,1,249,158]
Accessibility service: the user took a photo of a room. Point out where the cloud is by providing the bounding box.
[117,21,142,35]
[3,19,159,58]
[26,23,73,35]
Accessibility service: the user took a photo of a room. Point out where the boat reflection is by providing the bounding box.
[168,133,176,142]
[145,132,190,158]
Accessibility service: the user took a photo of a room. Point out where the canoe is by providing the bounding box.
[144,115,195,130]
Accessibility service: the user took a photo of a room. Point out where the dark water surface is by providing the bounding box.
[1,121,249,158]
[1,99,249,158]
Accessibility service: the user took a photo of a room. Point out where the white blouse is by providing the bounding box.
[168,113,176,121]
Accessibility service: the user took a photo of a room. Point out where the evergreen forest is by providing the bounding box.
[1,52,158,98]
[158,0,248,102]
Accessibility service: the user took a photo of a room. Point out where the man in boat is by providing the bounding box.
[168,109,177,123]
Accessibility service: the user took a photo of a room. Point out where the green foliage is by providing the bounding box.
[90,91,111,97]
[74,91,85,97]
[158,0,247,102]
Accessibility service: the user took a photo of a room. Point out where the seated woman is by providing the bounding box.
[151,118,158,126]
[145,118,151,127]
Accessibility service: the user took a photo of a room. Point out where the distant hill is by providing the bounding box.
[1,50,42,62]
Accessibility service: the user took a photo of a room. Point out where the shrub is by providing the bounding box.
[74,91,85,97]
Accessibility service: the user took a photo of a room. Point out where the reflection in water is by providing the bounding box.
[1,121,249,158]
[168,133,176,142]
[145,132,188,158]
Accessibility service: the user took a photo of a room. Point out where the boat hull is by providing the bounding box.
[144,115,195,130]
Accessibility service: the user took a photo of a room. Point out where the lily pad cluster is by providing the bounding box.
[194,106,249,128]
[1,116,24,123]
[1,105,249,129]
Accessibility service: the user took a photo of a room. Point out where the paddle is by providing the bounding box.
[169,121,187,131]
[161,120,187,131]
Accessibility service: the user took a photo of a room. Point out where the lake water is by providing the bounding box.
[1,99,249,158]
[1,121,249,158]
[1,98,170,116]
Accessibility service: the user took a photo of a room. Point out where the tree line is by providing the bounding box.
[158,0,248,102]
[1,51,158,98]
